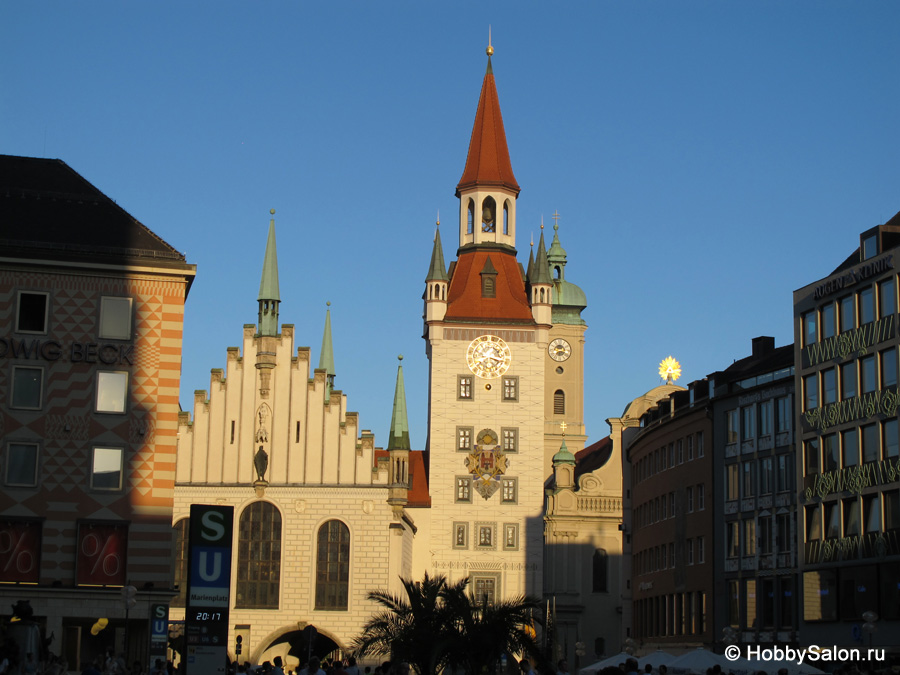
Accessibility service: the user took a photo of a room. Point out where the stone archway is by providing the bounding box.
[251,624,344,670]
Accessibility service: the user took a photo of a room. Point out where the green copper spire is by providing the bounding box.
[547,213,568,280]
[319,303,335,393]
[552,436,576,466]
[387,355,411,451]
[525,235,535,283]
[257,210,281,337]
[426,224,448,282]
[532,227,552,286]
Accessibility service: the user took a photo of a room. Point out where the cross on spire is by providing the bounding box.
[559,421,567,436]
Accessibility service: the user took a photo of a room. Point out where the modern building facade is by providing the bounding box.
[0,155,195,668]
[708,337,797,649]
[793,213,900,650]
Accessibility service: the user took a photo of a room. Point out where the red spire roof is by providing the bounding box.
[456,57,520,197]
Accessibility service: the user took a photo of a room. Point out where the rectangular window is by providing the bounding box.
[727,521,739,558]
[727,410,739,443]
[696,431,705,457]
[686,436,693,463]
[802,311,817,347]
[821,368,836,405]
[453,523,468,549]
[804,439,820,476]
[861,355,876,394]
[727,464,739,501]
[458,376,472,400]
[698,536,705,564]
[502,377,518,401]
[881,347,898,389]
[759,516,773,554]
[803,570,837,622]
[661,494,667,519]
[884,419,899,458]
[476,523,495,549]
[455,476,471,503]
[804,374,818,411]
[759,400,773,436]
[95,371,128,414]
[457,426,473,452]
[821,303,836,339]
[687,486,694,513]
[744,519,757,556]
[686,538,694,565]
[822,434,839,472]
[668,442,674,466]
[698,483,705,510]
[824,502,840,539]
[842,361,857,400]
[806,504,822,541]
[860,287,875,325]
[861,423,879,463]
[843,497,861,537]
[840,295,856,332]
[761,578,776,629]
[675,441,682,464]
[503,523,519,550]
[4,443,38,487]
[728,580,741,627]
[16,291,49,334]
[669,492,675,518]
[780,578,795,629]
[742,462,755,498]
[842,428,859,467]
[777,454,792,492]
[776,513,793,552]
[864,495,881,533]
[91,446,124,490]
[886,491,900,531]
[99,296,133,340]
[11,366,43,410]
[880,277,896,318]
[776,396,791,433]
[501,428,517,452]
[472,575,498,604]
[501,478,517,504]
[760,457,773,495]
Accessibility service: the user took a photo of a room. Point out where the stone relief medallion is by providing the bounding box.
[466,428,508,499]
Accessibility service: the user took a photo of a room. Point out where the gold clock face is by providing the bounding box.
[548,338,571,362]
[466,335,511,379]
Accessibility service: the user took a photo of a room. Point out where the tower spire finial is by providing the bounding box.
[257,209,281,337]
[487,25,493,56]
[319,303,335,396]
[387,354,411,451]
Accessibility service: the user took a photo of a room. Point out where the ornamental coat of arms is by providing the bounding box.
[466,428,508,499]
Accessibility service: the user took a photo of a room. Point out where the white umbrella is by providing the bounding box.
[580,652,635,675]
[667,647,756,675]
[639,651,677,669]
[743,658,826,675]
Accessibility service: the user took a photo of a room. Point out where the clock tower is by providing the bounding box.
[421,44,586,602]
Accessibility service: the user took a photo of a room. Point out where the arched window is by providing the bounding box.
[503,202,510,234]
[236,501,282,608]
[171,518,189,607]
[316,519,350,610]
[593,548,608,592]
[554,389,566,415]
[467,200,475,234]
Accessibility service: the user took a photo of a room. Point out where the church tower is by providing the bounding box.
[422,42,554,601]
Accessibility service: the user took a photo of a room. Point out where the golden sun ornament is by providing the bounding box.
[659,356,682,383]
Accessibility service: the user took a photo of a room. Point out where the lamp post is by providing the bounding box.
[861,611,878,669]
[121,585,137,662]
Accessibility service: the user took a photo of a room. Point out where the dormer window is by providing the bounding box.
[862,234,878,261]
[480,256,498,298]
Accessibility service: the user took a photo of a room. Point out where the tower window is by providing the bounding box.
[458,376,473,400]
[503,202,510,235]
[554,389,566,415]
[502,377,518,401]
[467,200,475,234]
[456,476,472,503]
[457,426,474,452]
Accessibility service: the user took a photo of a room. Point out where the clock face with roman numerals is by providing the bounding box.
[548,338,571,362]
[466,335,511,379]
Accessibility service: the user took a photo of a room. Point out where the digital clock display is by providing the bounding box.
[194,611,223,621]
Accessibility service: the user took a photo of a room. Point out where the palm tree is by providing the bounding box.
[351,573,466,675]
[442,580,543,675]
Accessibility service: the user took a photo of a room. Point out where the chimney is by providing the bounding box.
[752,336,775,357]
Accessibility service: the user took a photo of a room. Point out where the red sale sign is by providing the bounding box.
[76,522,128,586]
[0,520,42,583]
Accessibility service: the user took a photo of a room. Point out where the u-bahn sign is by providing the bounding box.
[185,504,233,675]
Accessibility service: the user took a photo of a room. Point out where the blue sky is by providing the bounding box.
[3,2,898,450]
